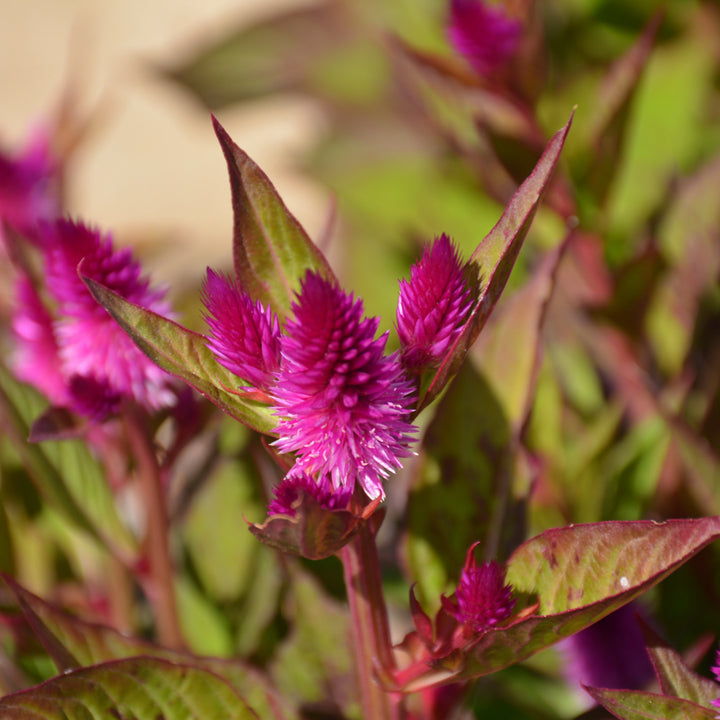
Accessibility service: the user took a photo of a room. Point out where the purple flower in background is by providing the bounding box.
[447,0,522,77]
[443,543,515,633]
[273,271,416,500]
[0,130,59,243]
[711,647,720,715]
[560,603,654,694]
[397,234,473,372]
[12,219,176,418]
[268,471,350,517]
[202,268,281,393]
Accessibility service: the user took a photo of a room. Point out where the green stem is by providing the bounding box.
[340,522,399,720]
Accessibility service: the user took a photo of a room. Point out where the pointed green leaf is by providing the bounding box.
[417,112,574,411]
[585,687,717,720]
[0,656,258,720]
[213,117,335,319]
[82,276,277,435]
[4,578,296,720]
[0,365,136,557]
[639,620,720,708]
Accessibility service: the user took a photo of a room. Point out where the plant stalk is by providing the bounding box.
[340,521,399,720]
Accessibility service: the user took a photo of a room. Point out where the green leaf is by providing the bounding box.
[397,517,720,690]
[82,277,277,435]
[0,656,258,720]
[417,111,574,411]
[585,687,717,720]
[4,577,297,720]
[213,117,336,320]
[0,365,136,557]
[639,620,720,708]
[160,3,347,108]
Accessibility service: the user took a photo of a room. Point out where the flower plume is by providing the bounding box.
[272,271,416,500]
[397,233,473,372]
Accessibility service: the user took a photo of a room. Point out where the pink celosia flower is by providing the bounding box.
[202,268,281,392]
[0,130,59,243]
[273,271,416,500]
[447,0,522,77]
[442,542,515,633]
[396,234,473,372]
[268,471,350,517]
[12,219,176,418]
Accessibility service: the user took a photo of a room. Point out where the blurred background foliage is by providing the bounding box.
[2,0,720,718]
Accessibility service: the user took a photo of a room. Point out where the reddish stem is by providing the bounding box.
[340,522,399,720]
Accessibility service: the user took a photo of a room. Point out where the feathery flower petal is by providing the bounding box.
[202,268,281,391]
[448,0,522,77]
[712,648,720,715]
[268,471,350,517]
[273,271,416,500]
[38,219,175,414]
[11,276,67,405]
[444,543,515,633]
[397,234,473,371]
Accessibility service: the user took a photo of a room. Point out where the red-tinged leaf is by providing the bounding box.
[416,111,574,412]
[248,495,381,560]
[585,687,717,720]
[583,10,664,203]
[473,240,568,432]
[82,276,277,435]
[393,518,720,690]
[3,577,297,720]
[639,619,720,708]
[213,117,336,320]
[0,656,258,720]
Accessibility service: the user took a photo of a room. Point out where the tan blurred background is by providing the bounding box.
[0,0,328,291]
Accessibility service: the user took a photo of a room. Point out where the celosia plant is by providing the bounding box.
[1,2,720,720]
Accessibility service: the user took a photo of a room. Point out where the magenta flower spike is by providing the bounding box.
[34,219,176,416]
[443,542,515,633]
[0,130,59,244]
[202,268,281,393]
[268,471,350,517]
[447,0,523,77]
[273,271,416,500]
[710,648,720,715]
[397,233,473,372]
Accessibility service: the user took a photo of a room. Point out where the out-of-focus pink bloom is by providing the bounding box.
[202,268,281,392]
[447,0,523,77]
[11,276,67,404]
[442,542,515,633]
[272,271,416,500]
[711,647,720,716]
[267,471,350,517]
[0,131,59,243]
[560,603,654,694]
[12,219,176,419]
[397,234,473,372]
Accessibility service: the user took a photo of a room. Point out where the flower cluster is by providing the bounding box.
[11,220,176,420]
[204,234,473,505]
